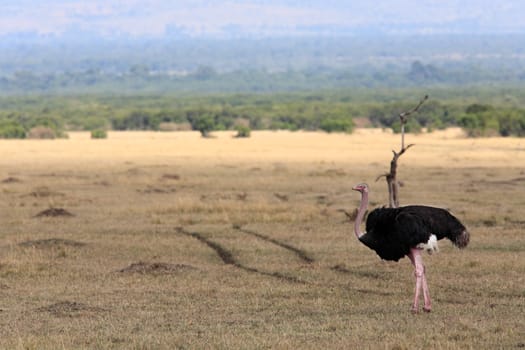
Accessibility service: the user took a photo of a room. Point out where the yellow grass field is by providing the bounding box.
[1,129,524,349]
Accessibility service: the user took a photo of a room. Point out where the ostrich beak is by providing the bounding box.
[352,184,367,192]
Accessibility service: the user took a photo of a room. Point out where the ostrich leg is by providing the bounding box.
[408,248,432,313]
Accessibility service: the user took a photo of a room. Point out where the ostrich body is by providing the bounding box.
[352,183,469,313]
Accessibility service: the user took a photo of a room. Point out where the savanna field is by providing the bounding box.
[0,129,524,349]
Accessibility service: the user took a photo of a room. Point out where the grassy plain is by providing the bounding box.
[0,129,524,349]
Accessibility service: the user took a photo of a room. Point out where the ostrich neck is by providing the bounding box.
[354,191,368,239]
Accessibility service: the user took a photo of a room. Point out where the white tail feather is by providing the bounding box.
[417,234,439,254]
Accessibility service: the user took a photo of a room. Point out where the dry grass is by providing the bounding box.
[0,129,524,349]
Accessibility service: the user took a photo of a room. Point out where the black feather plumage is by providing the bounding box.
[359,205,469,262]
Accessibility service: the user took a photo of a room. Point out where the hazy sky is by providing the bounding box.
[2,0,525,37]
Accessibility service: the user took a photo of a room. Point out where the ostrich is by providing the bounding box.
[352,183,469,313]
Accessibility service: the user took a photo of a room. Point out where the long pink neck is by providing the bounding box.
[354,191,368,239]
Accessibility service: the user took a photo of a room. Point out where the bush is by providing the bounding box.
[111,111,160,130]
[319,117,353,133]
[91,129,108,139]
[234,125,251,138]
[0,120,26,139]
[188,114,216,137]
[458,112,499,137]
[498,110,525,137]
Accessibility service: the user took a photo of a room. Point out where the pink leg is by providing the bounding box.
[408,248,432,313]
[421,268,432,312]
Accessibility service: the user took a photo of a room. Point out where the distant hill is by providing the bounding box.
[1,0,525,40]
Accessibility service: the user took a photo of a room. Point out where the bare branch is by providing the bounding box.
[398,95,429,123]
[375,174,388,182]
[399,95,428,149]
[376,95,428,208]
[398,143,415,157]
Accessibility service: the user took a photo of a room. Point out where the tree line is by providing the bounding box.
[1,92,525,138]
[2,61,525,95]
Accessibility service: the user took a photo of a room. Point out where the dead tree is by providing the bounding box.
[377,95,428,208]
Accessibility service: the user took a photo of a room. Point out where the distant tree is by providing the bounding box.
[0,120,26,139]
[319,117,353,133]
[465,103,492,114]
[111,111,160,130]
[498,110,525,136]
[458,114,480,136]
[234,125,251,138]
[189,114,216,137]
[91,129,108,139]
[458,111,499,137]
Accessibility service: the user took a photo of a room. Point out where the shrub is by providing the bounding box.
[458,112,500,137]
[188,114,216,137]
[0,120,26,139]
[111,111,160,130]
[91,129,108,139]
[234,125,251,138]
[319,117,353,133]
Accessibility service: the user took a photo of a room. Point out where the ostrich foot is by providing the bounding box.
[409,248,432,314]
[411,305,431,313]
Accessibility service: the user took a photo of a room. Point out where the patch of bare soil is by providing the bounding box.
[19,238,86,248]
[94,180,111,186]
[236,192,248,201]
[25,186,65,198]
[274,193,289,201]
[118,261,196,275]
[36,301,106,317]
[1,177,21,183]
[161,173,181,180]
[200,192,248,201]
[309,168,347,177]
[480,177,525,186]
[137,186,176,194]
[34,208,74,217]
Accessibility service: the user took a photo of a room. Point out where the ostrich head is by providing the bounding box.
[352,183,369,193]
